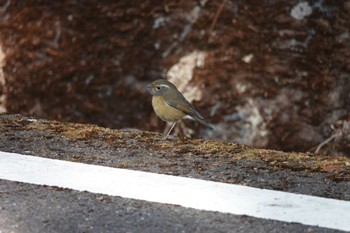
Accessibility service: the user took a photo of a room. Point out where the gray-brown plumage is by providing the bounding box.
[147,79,213,138]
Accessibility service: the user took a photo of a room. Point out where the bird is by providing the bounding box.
[147,79,213,139]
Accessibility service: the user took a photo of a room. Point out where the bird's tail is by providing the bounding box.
[194,116,214,130]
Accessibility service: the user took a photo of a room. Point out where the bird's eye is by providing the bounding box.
[156,86,161,90]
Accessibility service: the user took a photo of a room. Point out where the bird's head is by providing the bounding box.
[147,79,177,96]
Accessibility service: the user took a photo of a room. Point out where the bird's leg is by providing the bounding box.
[162,122,177,139]
[162,122,172,136]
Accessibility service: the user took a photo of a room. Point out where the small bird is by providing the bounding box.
[147,79,213,139]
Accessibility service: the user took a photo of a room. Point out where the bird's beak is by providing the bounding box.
[146,84,153,94]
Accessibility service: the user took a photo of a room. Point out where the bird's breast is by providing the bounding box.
[152,96,186,122]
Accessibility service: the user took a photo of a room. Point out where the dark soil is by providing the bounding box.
[0,1,349,155]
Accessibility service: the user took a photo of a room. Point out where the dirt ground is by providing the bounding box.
[1,114,349,201]
[0,1,349,156]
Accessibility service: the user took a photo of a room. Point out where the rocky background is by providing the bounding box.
[0,0,349,156]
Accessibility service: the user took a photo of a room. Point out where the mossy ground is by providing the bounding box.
[1,113,349,200]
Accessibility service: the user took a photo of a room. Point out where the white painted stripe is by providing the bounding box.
[0,151,349,232]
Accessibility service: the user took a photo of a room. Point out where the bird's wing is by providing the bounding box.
[164,91,204,120]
